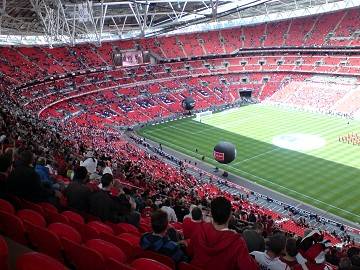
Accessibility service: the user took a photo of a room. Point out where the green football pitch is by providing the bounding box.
[138,104,360,223]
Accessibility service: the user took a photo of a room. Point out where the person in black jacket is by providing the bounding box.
[64,166,91,213]
[88,173,120,222]
[6,150,54,202]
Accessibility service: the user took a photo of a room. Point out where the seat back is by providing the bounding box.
[131,258,172,270]
[106,258,135,270]
[37,202,58,213]
[62,238,104,270]
[26,223,63,262]
[0,236,9,270]
[62,211,84,224]
[17,209,46,228]
[178,262,203,270]
[46,211,69,225]
[118,233,141,247]
[71,222,99,242]
[0,210,27,244]
[0,199,15,214]
[138,250,175,270]
[116,223,140,235]
[85,239,126,263]
[48,222,82,244]
[99,233,135,261]
[16,252,67,270]
[20,200,45,216]
[88,221,114,235]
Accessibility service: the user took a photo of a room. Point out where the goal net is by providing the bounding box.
[195,110,212,121]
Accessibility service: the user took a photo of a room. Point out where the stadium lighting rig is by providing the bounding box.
[0,0,359,45]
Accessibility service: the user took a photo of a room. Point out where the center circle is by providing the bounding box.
[272,134,326,151]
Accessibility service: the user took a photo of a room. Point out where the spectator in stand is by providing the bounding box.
[0,153,12,185]
[64,166,91,213]
[80,150,97,175]
[183,206,203,239]
[140,209,189,264]
[251,233,289,270]
[280,237,300,269]
[35,157,53,186]
[161,198,178,222]
[242,222,265,253]
[88,173,120,223]
[116,193,141,228]
[190,196,259,270]
[6,150,56,202]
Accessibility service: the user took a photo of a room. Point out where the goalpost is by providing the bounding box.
[195,110,212,121]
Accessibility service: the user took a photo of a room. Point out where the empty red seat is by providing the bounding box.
[48,222,82,244]
[26,223,63,262]
[138,250,175,270]
[16,252,67,270]
[99,233,136,261]
[115,223,140,235]
[85,239,126,263]
[0,198,15,214]
[46,211,70,225]
[0,210,27,244]
[131,258,172,270]
[0,236,9,270]
[70,222,99,242]
[178,262,203,270]
[62,211,84,224]
[37,202,58,213]
[62,238,104,270]
[88,221,114,235]
[20,200,45,216]
[17,209,46,228]
[118,233,141,247]
[106,258,135,270]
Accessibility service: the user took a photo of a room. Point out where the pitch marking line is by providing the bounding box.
[142,133,360,220]
[233,148,280,165]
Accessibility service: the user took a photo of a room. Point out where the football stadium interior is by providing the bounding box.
[0,0,360,269]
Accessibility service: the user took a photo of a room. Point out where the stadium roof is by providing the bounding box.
[0,0,359,46]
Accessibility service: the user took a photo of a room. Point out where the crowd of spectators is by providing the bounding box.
[1,85,360,269]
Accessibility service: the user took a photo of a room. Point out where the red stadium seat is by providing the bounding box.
[106,258,135,270]
[87,221,114,235]
[26,223,63,262]
[118,233,141,247]
[16,252,67,270]
[115,223,140,235]
[62,238,104,270]
[17,209,46,228]
[0,210,27,244]
[99,233,136,261]
[46,211,70,225]
[62,211,84,224]
[138,250,175,270]
[70,222,99,242]
[37,202,58,213]
[178,262,203,270]
[131,258,172,270]
[0,236,9,270]
[48,222,82,244]
[85,239,127,263]
[0,199,15,214]
[20,200,45,216]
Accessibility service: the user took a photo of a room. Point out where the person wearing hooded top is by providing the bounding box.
[140,209,189,263]
[189,196,259,270]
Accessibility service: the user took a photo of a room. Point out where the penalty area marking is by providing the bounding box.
[141,133,360,220]
[232,148,281,165]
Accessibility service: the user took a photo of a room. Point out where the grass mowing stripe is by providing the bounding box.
[139,104,360,223]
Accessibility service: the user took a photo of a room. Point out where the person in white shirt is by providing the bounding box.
[80,151,97,174]
[161,199,178,222]
[251,233,290,270]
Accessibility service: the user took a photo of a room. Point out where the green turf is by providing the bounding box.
[138,104,360,223]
